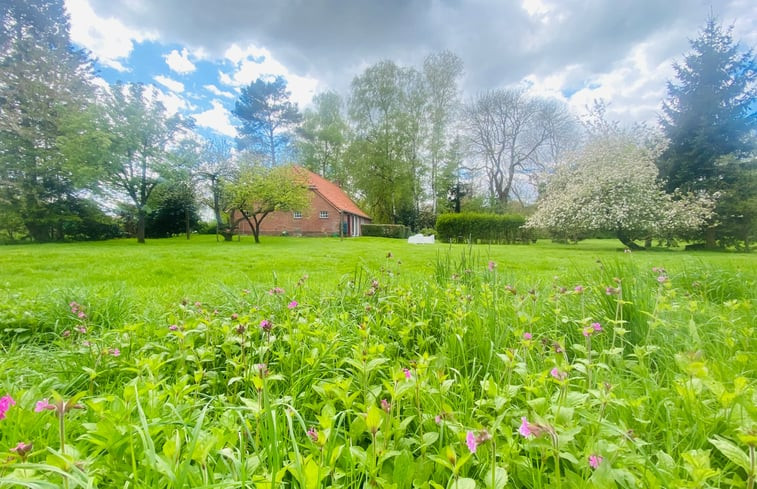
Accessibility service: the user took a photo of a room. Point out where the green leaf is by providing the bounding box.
[365,404,384,433]
[483,467,508,489]
[709,436,750,472]
[456,477,476,489]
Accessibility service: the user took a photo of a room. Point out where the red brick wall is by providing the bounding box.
[237,191,341,236]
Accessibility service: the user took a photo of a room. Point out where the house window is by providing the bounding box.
[293,211,302,219]
[319,211,329,219]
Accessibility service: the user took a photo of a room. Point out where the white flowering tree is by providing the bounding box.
[526,133,715,249]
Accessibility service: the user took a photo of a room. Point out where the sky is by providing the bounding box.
[64,0,757,140]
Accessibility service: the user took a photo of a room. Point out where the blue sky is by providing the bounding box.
[65,0,757,141]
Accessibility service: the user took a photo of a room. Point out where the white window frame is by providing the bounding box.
[319,210,329,219]
[293,211,302,219]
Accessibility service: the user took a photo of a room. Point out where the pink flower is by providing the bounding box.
[0,395,16,420]
[488,261,496,271]
[288,300,298,309]
[82,340,91,347]
[61,330,70,338]
[435,414,443,424]
[589,454,603,469]
[259,319,272,332]
[523,332,533,340]
[403,368,412,380]
[550,367,567,380]
[518,417,533,437]
[307,427,318,443]
[77,311,86,319]
[574,285,584,294]
[381,399,391,413]
[34,399,56,412]
[268,287,285,295]
[110,348,120,357]
[169,324,179,331]
[231,313,239,320]
[657,275,667,283]
[592,322,602,332]
[10,441,32,457]
[77,326,86,334]
[466,431,478,453]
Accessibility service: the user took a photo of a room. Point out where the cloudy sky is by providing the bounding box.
[64,0,757,139]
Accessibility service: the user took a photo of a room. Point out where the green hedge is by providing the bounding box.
[361,224,410,239]
[435,213,530,244]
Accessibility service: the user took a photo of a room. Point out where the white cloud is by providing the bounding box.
[192,100,237,137]
[154,75,185,93]
[218,43,320,108]
[164,48,196,74]
[65,0,156,71]
[204,84,235,98]
[153,89,192,116]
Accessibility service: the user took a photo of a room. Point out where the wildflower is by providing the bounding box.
[82,340,91,347]
[518,417,534,437]
[259,319,272,332]
[0,395,16,420]
[268,287,285,295]
[435,414,443,424]
[77,326,86,334]
[381,399,391,413]
[235,323,246,335]
[231,313,239,320]
[523,332,533,340]
[592,322,602,332]
[466,431,478,453]
[476,429,492,445]
[77,311,86,319]
[10,441,32,458]
[605,286,621,296]
[403,368,412,380]
[307,427,319,443]
[61,330,70,338]
[657,275,667,283]
[194,301,202,308]
[588,454,603,469]
[288,300,298,309]
[34,399,56,412]
[169,324,179,331]
[574,285,584,294]
[550,367,567,381]
[583,322,603,337]
[505,285,517,295]
[254,363,268,376]
[110,348,120,357]
[488,260,496,271]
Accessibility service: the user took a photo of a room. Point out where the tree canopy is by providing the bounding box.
[526,132,715,249]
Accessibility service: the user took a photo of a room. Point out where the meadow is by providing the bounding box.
[0,236,755,488]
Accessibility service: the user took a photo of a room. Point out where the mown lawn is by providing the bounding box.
[0,237,754,488]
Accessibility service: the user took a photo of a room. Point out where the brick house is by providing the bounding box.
[237,167,372,237]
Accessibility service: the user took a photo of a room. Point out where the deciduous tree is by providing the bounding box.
[227,162,309,243]
[103,83,188,243]
[526,132,715,249]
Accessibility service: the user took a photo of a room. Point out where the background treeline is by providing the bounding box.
[1,1,754,249]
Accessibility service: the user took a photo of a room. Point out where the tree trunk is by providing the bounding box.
[185,207,191,240]
[137,210,146,244]
[616,230,642,250]
[705,227,717,249]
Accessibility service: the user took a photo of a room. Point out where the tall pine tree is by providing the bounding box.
[658,17,756,248]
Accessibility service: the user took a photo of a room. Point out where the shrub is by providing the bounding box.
[436,213,529,244]
[361,223,410,238]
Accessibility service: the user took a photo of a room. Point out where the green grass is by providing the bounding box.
[0,237,754,488]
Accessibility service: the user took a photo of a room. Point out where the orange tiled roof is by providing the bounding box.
[293,166,371,219]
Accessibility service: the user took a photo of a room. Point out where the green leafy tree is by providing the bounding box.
[297,91,348,184]
[103,83,188,243]
[193,138,237,240]
[233,75,302,167]
[423,51,464,215]
[658,17,756,247]
[227,161,309,243]
[145,180,200,239]
[348,60,426,225]
[0,0,108,241]
[527,132,715,249]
